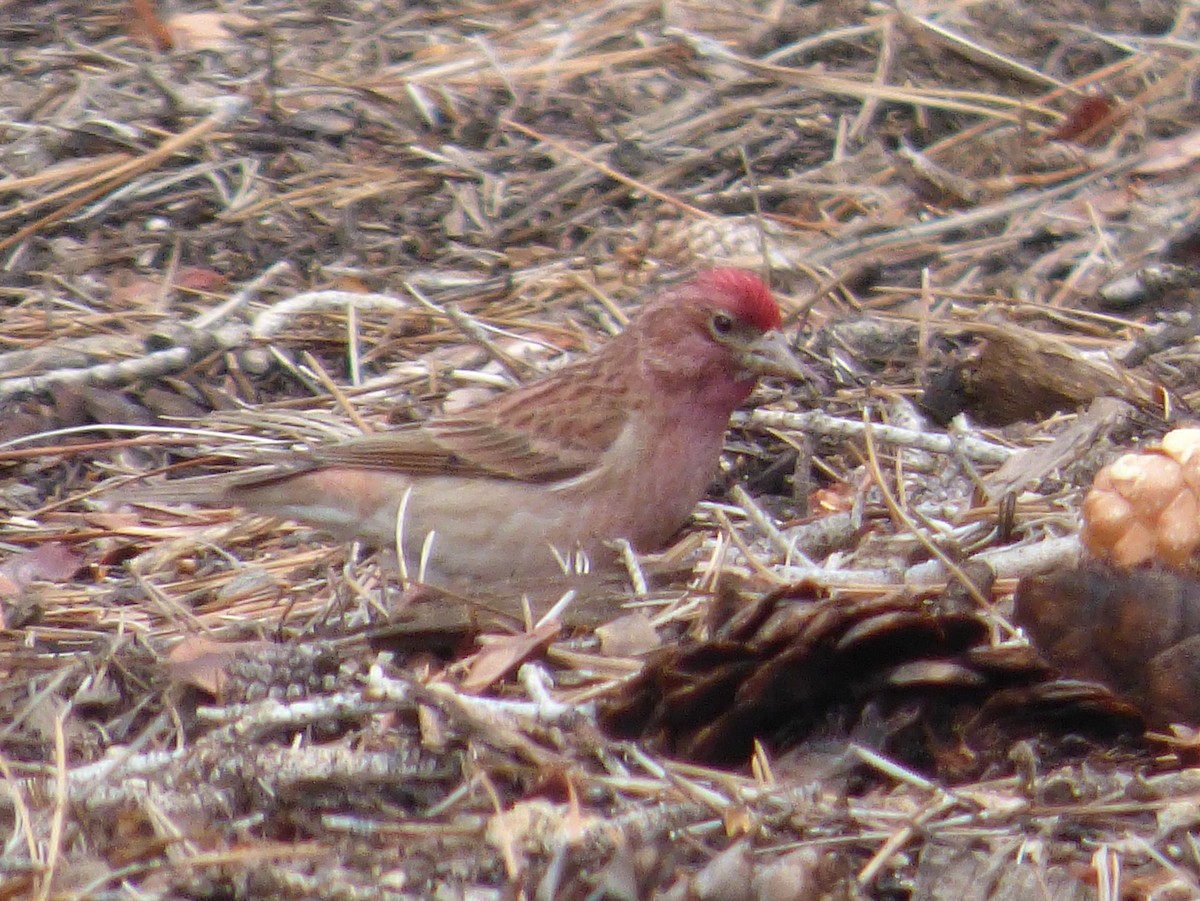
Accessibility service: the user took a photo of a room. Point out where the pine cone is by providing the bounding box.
[600,568,1140,774]
[1082,428,1200,568]
[1015,563,1200,727]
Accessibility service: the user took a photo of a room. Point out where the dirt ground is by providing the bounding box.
[4,0,1200,898]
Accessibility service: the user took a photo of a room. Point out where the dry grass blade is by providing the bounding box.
[3,0,1200,896]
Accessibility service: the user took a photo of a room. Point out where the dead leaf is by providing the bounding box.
[332,274,371,292]
[809,484,855,516]
[1047,95,1117,145]
[0,543,85,597]
[165,636,274,697]
[175,267,230,292]
[485,798,602,879]
[83,511,143,531]
[461,620,560,693]
[166,11,256,53]
[595,612,661,657]
[128,0,172,50]
[107,271,164,309]
[922,321,1156,427]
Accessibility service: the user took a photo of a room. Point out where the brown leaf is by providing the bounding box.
[174,267,230,292]
[0,543,85,597]
[128,0,173,50]
[461,620,560,693]
[166,11,257,53]
[82,511,143,531]
[165,636,275,698]
[595,612,661,657]
[921,321,1155,427]
[808,484,854,515]
[1047,95,1117,144]
[107,271,164,309]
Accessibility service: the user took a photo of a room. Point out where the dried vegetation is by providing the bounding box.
[4,0,1200,897]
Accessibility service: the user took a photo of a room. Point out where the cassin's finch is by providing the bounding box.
[152,269,804,588]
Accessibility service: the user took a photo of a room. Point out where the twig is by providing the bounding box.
[190,259,294,330]
[403,280,528,383]
[250,290,412,340]
[776,534,1081,587]
[0,324,246,403]
[859,409,993,609]
[740,409,1014,465]
[730,483,813,566]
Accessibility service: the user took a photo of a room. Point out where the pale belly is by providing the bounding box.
[232,413,727,589]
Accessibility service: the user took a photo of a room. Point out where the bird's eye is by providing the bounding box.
[711,312,734,336]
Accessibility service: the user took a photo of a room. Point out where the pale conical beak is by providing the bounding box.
[736,330,813,382]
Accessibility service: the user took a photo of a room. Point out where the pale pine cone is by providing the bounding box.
[1082,428,1200,568]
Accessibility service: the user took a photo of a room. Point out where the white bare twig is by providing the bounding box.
[741,409,1014,465]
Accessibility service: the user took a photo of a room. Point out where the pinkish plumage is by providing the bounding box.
[153,269,804,591]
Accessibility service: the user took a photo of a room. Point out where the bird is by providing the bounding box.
[146,269,806,590]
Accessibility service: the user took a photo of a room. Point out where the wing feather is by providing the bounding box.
[298,355,636,484]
